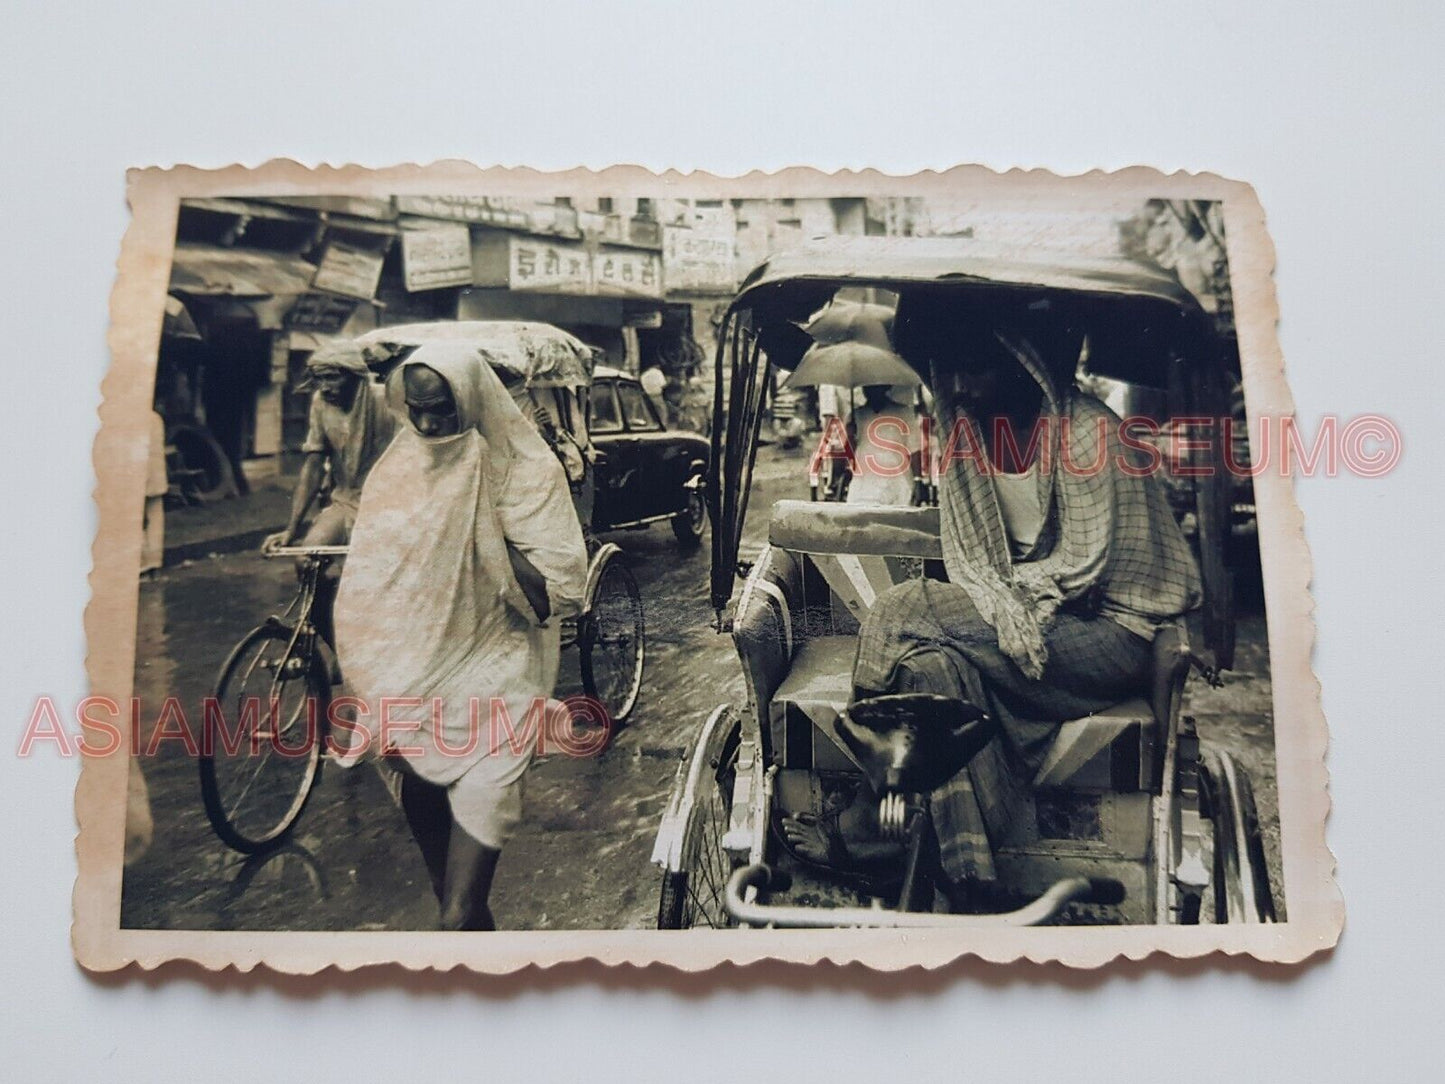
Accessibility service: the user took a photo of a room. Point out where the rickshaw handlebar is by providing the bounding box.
[723,864,1123,928]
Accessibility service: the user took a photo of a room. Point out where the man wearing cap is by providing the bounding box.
[265,342,397,655]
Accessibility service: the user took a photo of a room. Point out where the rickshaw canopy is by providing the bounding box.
[729,236,1212,390]
[354,320,596,389]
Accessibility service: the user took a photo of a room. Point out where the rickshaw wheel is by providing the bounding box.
[1198,749,1278,924]
[657,708,742,929]
[168,423,237,502]
[579,548,645,725]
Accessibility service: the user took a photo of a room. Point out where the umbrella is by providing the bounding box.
[785,339,922,389]
[800,298,895,346]
[786,298,918,389]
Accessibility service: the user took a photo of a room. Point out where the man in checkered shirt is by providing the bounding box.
[783,321,1201,894]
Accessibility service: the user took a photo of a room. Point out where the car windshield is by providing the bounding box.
[590,383,623,433]
[617,382,661,431]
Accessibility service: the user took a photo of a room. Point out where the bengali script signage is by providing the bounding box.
[401,225,473,292]
[286,292,359,334]
[508,236,593,293]
[312,241,384,300]
[472,234,667,298]
[396,195,534,230]
[592,245,663,298]
[662,220,736,293]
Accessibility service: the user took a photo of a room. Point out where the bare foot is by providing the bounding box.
[781,793,901,868]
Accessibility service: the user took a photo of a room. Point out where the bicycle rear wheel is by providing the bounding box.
[200,622,329,854]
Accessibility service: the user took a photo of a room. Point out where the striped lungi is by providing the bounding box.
[853,577,1151,883]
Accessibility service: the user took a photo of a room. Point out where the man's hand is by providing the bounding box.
[263,527,297,554]
[507,543,551,625]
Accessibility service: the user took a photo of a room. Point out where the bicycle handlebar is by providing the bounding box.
[262,543,351,558]
[723,864,1123,928]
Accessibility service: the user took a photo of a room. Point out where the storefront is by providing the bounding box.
[160,237,321,494]
[158,195,710,490]
[388,201,690,376]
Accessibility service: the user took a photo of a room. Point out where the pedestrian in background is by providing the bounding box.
[141,410,167,575]
[846,384,924,506]
[640,364,668,424]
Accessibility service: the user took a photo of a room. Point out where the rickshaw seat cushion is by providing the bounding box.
[1032,698,1155,791]
[1034,626,1190,792]
[769,635,860,773]
[769,500,942,559]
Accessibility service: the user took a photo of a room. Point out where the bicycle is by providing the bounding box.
[202,534,647,852]
[198,543,346,854]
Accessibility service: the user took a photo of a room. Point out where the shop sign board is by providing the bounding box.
[662,223,736,293]
[396,195,534,230]
[472,233,666,299]
[286,292,359,334]
[507,236,593,293]
[593,245,663,298]
[401,225,472,292]
[312,241,385,300]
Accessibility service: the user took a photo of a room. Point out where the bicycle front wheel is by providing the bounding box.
[200,623,329,854]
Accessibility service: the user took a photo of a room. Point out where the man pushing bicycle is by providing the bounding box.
[264,341,397,663]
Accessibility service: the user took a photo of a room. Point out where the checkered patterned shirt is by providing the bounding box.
[933,335,1201,679]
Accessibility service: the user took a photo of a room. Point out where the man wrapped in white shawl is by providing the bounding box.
[334,340,588,929]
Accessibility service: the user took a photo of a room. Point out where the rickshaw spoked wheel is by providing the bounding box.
[1198,748,1277,924]
[578,547,645,726]
[657,708,742,929]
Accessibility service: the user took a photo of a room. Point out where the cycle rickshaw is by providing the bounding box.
[651,237,1274,928]
[200,321,646,854]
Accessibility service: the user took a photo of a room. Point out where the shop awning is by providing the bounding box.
[169,243,318,299]
[182,197,316,223]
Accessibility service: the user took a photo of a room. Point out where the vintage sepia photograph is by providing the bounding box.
[76,165,1339,972]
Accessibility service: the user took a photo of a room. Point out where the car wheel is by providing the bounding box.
[671,486,707,547]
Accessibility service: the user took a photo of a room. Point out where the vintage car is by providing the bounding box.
[588,366,710,546]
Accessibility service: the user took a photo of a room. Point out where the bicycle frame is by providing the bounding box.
[261,544,346,673]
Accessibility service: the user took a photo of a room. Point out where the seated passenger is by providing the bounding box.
[784,324,1201,894]
[846,384,925,507]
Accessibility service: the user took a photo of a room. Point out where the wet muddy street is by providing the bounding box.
[120,445,1282,931]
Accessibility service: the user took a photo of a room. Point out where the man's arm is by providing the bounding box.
[494,444,590,624]
[268,393,332,550]
[279,452,326,545]
[506,543,551,624]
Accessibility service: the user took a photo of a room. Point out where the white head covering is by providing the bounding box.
[305,340,373,377]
